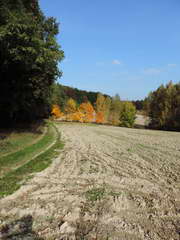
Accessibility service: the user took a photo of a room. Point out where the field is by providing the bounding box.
[0,123,180,240]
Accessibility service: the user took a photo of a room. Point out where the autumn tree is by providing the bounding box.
[79,102,95,123]
[104,97,111,123]
[51,104,64,119]
[96,112,104,124]
[108,94,122,125]
[71,111,84,122]
[94,93,112,123]
[64,98,77,121]
[64,98,77,114]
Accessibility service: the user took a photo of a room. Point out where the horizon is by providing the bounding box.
[39,0,180,100]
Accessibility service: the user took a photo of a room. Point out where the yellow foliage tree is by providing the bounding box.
[64,98,77,121]
[64,98,77,114]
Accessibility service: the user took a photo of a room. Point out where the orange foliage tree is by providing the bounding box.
[95,93,106,123]
[79,102,95,123]
[96,111,104,124]
[71,111,84,122]
[51,104,64,119]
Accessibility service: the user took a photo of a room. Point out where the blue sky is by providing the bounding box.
[39,0,180,100]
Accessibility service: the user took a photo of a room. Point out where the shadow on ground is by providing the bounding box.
[0,215,44,240]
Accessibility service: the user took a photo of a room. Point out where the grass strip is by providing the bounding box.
[0,124,55,176]
[0,123,64,198]
[0,124,44,157]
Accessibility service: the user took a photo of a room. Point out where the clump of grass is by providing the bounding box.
[127,148,133,152]
[85,187,106,202]
[108,191,121,197]
[0,123,64,198]
[89,165,99,174]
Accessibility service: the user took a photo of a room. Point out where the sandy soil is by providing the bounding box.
[0,123,180,240]
[135,114,149,126]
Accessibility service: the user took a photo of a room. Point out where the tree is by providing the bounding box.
[96,112,105,124]
[104,97,111,123]
[95,93,106,123]
[64,98,77,114]
[132,100,144,111]
[51,83,67,111]
[108,94,122,125]
[144,81,180,130]
[51,104,64,119]
[0,0,64,126]
[64,98,77,121]
[79,102,95,123]
[119,102,136,128]
[70,111,84,122]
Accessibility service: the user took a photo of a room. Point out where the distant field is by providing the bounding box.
[0,123,179,240]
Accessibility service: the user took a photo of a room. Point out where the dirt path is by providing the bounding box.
[135,114,149,126]
[0,123,180,240]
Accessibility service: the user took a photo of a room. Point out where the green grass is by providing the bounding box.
[85,187,106,202]
[0,123,56,177]
[0,123,64,198]
[0,125,43,157]
[108,191,122,197]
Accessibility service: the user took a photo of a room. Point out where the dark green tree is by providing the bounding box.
[50,83,67,111]
[0,0,64,126]
[144,81,180,130]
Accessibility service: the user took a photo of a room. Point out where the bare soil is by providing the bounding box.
[0,123,180,240]
[135,114,149,126]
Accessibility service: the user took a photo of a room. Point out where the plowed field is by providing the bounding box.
[0,123,180,240]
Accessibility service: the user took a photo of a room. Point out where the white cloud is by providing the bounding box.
[112,59,123,65]
[167,63,177,67]
[143,67,163,75]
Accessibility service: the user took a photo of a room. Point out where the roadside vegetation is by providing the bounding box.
[0,0,65,198]
[0,122,64,198]
[0,123,44,157]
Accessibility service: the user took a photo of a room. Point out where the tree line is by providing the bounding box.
[51,85,136,127]
[0,0,137,128]
[0,0,64,126]
[50,83,103,111]
[144,81,180,131]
